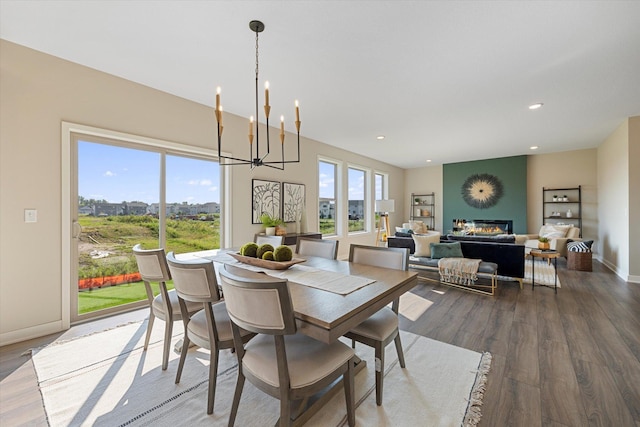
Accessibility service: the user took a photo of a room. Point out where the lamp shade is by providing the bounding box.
[375,199,395,213]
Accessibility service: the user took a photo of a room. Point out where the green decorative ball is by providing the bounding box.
[240,242,258,257]
[256,244,275,259]
[273,245,293,262]
[262,251,275,261]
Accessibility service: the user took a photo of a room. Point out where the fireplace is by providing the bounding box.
[470,219,513,235]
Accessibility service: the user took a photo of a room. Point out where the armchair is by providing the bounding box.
[516,224,581,258]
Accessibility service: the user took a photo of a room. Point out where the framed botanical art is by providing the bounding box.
[252,179,281,224]
[282,182,305,223]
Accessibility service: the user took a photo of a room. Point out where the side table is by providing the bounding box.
[529,249,559,294]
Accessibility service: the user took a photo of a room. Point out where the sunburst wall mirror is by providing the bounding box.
[461,173,504,209]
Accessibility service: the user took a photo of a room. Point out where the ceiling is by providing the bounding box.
[2,1,639,169]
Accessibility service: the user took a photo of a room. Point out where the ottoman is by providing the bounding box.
[567,251,592,271]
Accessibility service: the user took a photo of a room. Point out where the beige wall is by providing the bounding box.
[0,40,405,344]
[403,165,443,232]
[526,149,598,241]
[628,116,640,279]
[597,120,630,278]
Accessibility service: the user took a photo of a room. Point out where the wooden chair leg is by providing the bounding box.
[228,372,245,427]
[344,358,355,427]
[207,349,219,414]
[279,393,291,427]
[394,331,406,369]
[144,311,155,351]
[375,342,384,406]
[161,318,173,370]
[175,335,190,384]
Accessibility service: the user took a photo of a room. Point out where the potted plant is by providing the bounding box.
[414,197,421,205]
[553,195,558,201]
[538,236,550,250]
[260,212,283,236]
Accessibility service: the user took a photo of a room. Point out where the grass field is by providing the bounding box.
[77,214,218,314]
[78,281,174,314]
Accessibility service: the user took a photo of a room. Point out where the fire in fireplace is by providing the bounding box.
[471,219,513,235]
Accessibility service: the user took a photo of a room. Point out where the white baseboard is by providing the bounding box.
[0,320,65,347]
[627,274,640,284]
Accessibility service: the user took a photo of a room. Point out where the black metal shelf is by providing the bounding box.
[542,186,582,237]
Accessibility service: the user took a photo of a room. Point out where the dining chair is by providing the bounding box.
[132,244,202,371]
[166,252,254,415]
[219,266,356,427]
[254,234,284,246]
[295,237,339,260]
[346,244,409,406]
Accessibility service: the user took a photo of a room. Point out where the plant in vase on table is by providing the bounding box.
[260,212,283,236]
[538,236,550,250]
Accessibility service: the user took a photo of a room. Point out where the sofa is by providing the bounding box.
[515,224,581,258]
[387,234,525,281]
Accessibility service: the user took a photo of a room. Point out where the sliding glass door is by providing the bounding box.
[71,135,221,322]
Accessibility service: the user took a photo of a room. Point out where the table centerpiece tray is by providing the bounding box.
[228,252,306,270]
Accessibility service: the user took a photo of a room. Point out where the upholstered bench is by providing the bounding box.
[407,255,499,295]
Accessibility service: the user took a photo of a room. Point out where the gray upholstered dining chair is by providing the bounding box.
[254,234,284,246]
[295,236,339,260]
[346,244,409,406]
[166,252,254,415]
[132,244,202,371]
[219,266,356,427]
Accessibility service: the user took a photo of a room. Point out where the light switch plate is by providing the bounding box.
[25,209,37,223]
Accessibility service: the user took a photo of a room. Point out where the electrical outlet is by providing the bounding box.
[24,209,37,223]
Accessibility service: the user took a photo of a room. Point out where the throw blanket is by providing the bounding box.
[438,257,481,286]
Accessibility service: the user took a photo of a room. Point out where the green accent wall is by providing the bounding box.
[443,156,528,234]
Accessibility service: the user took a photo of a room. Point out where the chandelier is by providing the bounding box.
[215,20,301,169]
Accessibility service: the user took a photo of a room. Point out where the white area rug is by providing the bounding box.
[524,258,562,288]
[32,321,491,427]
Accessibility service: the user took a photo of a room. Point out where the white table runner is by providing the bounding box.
[204,252,375,295]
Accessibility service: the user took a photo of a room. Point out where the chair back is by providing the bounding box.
[254,234,284,246]
[166,252,221,303]
[219,266,296,335]
[348,244,409,271]
[133,244,171,282]
[296,237,339,259]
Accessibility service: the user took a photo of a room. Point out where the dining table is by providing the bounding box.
[178,248,418,425]
[184,248,419,344]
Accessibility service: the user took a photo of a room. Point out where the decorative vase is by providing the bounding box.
[265,226,276,236]
[538,241,550,250]
[415,207,421,217]
[566,209,573,218]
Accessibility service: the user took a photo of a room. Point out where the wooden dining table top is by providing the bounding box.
[189,250,418,344]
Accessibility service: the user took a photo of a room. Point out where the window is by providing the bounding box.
[375,172,386,200]
[65,124,224,324]
[348,167,366,232]
[318,160,337,235]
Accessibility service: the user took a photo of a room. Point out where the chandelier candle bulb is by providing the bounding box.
[216,86,221,112]
[280,116,285,144]
[295,100,300,121]
[265,81,270,107]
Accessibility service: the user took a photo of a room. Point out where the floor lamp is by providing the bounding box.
[375,199,395,246]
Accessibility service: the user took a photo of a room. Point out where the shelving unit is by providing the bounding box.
[542,186,582,236]
[410,192,435,231]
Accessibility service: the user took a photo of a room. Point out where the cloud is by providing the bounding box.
[103,171,116,177]
[188,179,213,186]
[208,186,219,192]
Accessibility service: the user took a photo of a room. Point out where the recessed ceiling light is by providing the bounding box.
[529,103,543,110]
[530,146,539,150]
[426,159,432,163]
[376,135,385,140]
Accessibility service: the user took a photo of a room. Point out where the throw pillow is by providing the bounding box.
[409,220,427,234]
[430,241,464,259]
[412,232,441,257]
[567,239,594,252]
[540,224,572,239]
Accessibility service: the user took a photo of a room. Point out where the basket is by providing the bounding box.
[567,251,592,271]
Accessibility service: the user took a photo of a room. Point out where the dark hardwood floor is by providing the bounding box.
[1,259,638,426]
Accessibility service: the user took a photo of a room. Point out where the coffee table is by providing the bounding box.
[529,249,559,293]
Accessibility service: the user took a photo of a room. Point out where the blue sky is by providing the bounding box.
[79,141,220,204]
